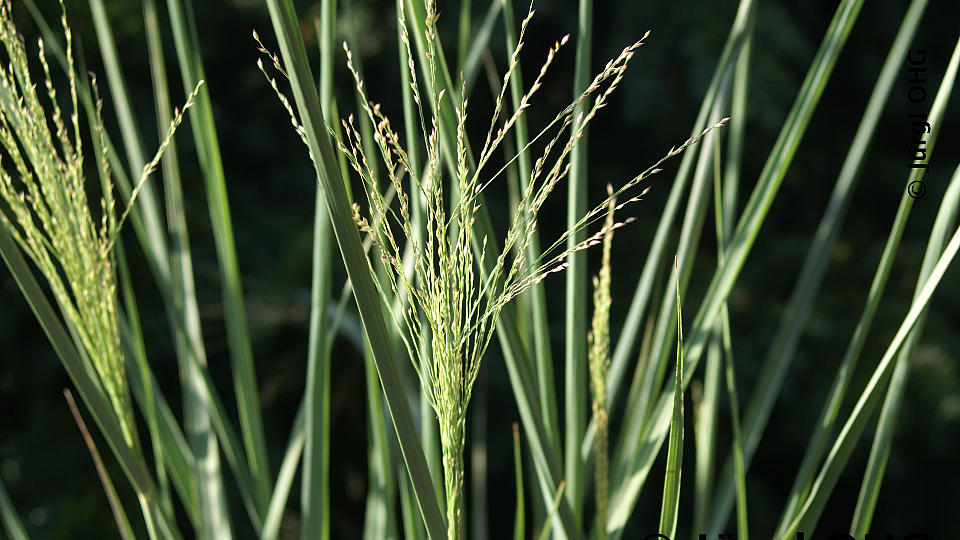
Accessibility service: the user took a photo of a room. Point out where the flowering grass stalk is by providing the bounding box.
[0,0,197,454]
[257,2,721,537]
[588,187,615,540]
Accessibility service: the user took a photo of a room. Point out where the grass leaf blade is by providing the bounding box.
[564,0,593,522]
[658,260,684,539]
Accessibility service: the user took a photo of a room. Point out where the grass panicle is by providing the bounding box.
[587,186,615,540]
[257,2,722,538]
[0,0,197,450]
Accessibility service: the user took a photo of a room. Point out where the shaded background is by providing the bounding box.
[1,0,959,538]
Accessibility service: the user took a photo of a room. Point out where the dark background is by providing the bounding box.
[1,0,959,538]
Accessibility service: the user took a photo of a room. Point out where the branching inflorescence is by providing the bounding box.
[256,1,724,536]
[0,0,199,448]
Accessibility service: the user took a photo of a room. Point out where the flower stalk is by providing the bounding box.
[255,1,723,537]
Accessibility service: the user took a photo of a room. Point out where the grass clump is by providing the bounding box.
[258,1,722,537]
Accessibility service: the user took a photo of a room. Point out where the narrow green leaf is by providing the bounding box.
[397,470,424,540]
[608,0,865,533]
[536,482,567,540]
[713,107,749,540]
[658,260,684,539]
[781,219,960,539]
[64,389,138,540]
[141,0,190,521]
[462,0,503,95]
[458,0,471,71]
[165,0,271,512]
[692,335,720,535]
[773,17,956,538]
[261,405,305,540]
[711,0,930,529]
[362,340,399,540]
[120,322,199,527]
[300,1,338,538]
[513,424,526,540]
[0,475,29,540]
[121,312,265,532]
[564,0,593,522]
[851,164,960,536]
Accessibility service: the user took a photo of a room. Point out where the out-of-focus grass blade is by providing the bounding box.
[458,0,471,70]
[722,308,749,540]
[261,404,304,540]
[513,424,526,540]
[693,89,746,532]
[87,0,169,271]
[398,471,423,540]
[0,228,177,538]
[711,0,930,530]
[299,1,338,538]
[164,0,271,511]
[262,1,446,536]
[692,333,720,535]
[781,220,960,539]
[693,149,727,535]
[88,1,237,534]
[21,0,65,64]
[607,0,865,534]
[658,260,684,539]
[536,482,566,540]
[64,389,137,540]
[712,91,749,540]
[717,153,749,540]
[121,309,265,532]
[141,0,195,521]
[776,34,960,538]
[0,475,29,540]
[851,165,960,536]
[771,17,955,538]
[361,342,399,540]
[114,242,173,529]
[564,0,593,523]
[462,0,503,95]
[120,321,199,527]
